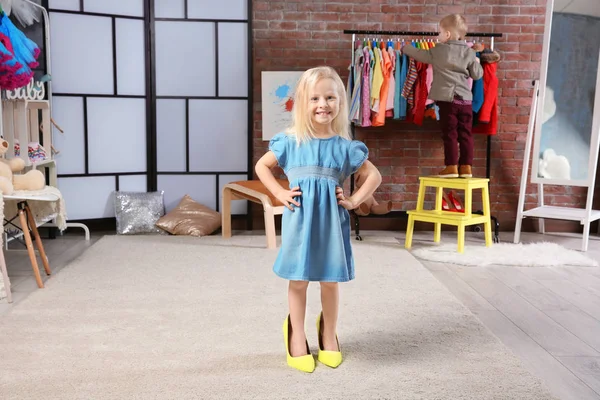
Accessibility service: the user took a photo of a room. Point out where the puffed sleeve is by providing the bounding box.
[268,132,288,169]
[349,140,369,174]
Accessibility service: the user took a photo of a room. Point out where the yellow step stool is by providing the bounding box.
[405,177,493,253]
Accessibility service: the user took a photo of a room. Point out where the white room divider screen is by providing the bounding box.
[47,0,251,221]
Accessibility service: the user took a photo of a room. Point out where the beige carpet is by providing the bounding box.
[0,234,557,400]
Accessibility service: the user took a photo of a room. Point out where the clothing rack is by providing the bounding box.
[343,29,503,242]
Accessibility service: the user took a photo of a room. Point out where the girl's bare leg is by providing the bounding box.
[288,280,309,356]
[319,282,339,351]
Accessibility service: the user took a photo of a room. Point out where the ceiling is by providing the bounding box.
[553,0,600,18]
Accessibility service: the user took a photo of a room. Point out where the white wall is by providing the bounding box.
[48,0,250,220]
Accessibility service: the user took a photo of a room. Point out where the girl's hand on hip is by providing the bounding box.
[336,187,356,210]
[276,186,302,211]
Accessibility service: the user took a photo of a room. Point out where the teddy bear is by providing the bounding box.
[0,137,46,195]
[353,168,392,216]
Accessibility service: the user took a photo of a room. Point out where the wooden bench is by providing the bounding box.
[222,180,289,249]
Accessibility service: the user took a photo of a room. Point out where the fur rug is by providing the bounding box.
[410,241,598,267]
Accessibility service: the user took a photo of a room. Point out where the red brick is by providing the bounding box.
[479,16,506,25]
[423,14,441,23]
[254,30,280,39]
[298,22,326,31]
[281,30,310,39]
[296,39,325,49]
[499,114,517,124]
[496,43,519,52]
[310,13,339,22]
[369,13,398,23]
[502,124,528,133]
[500,97,517,106]
[326,21,360,32]
[437,5,465,14]
[253,1,269,11]
[409,5,438,14]
[266,3,285,11]
[353,4,383,13]
[382,5,410,13]
[409,23,437,31]
[496,24,522,34]
[254,38,297,49]
[517,79,536,88]
[507,0,538,4]
[253,20,268,29]
[269,21,297,30]
[465,5,492,14]
[500,61,518,70]
[503,52,532,61]
[254,48,284,58]
[349,22,383,31]
[519,6,547,14]
[520,43,542,52]
[346,13,368,23]
[520,24,545,34]
[506,16,533,24]
[297,3,325,12]
[325,4,354,13]
[506,33,535,42]
[491,6,520,15]
[518,61,540,71]
[254,11,284,21]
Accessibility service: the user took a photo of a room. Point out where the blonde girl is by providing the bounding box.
[255,66,382,372]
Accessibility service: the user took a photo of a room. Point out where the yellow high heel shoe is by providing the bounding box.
[283,315,315,373]
[316,312,342,368]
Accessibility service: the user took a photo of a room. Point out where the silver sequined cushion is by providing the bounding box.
[114,191,165,235]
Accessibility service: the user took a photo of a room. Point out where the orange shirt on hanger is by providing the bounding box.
[373,46,392,126]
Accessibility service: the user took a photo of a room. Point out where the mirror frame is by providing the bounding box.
[530,0,600,187]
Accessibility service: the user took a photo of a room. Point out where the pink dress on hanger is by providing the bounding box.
[361,46,372,127]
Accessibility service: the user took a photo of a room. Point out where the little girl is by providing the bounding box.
[255,66,382,373]
[402,14,483,178]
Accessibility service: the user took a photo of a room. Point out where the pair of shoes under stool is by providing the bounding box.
[437,165,472,178]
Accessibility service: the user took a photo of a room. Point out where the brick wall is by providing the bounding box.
[252,0,592,232]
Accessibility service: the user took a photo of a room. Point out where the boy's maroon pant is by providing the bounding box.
[437,101,474,166]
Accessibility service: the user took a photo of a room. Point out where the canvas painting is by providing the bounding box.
[261,71,303,141]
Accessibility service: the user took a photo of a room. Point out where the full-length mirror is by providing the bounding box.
[531,0,600,186]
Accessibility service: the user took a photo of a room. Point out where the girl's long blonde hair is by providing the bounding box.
[286,66,351,143]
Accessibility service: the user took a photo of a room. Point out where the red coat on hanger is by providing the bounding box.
[410,61,429,126]
[473,52,500,136]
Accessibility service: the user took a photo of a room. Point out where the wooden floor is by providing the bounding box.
[1,229,599,400]
[417,231,600,400]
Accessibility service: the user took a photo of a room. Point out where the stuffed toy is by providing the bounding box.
[0,138,46,195]
[353,168,392,216]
